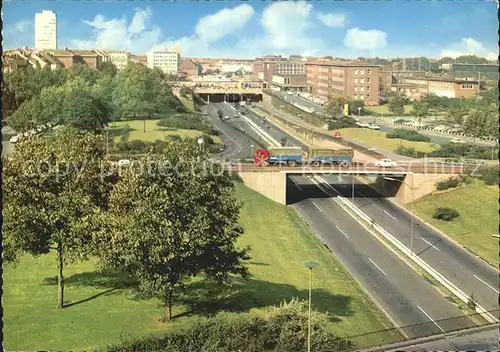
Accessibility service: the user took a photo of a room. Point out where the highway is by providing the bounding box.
[213,100,479,336]
[289,175,475,337]
[320,174,499,313]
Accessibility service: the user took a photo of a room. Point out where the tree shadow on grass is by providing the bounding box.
[171,277,353,323]
[42,269,139,308]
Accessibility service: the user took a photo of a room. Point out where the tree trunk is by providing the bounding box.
[163,289,173,322]
[57,241,65,309]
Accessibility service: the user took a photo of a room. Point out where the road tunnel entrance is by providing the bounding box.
[198,93,263,104]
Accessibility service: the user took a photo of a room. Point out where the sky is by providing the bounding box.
[3,0,499,59]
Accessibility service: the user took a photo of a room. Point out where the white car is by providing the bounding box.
[223,116,230,121]
[357,122,370,128]
[450,138,466,144]
[375,159,397,168]
[369,124,381,130]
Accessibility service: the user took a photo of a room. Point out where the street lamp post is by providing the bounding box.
[197,137,204,152]
[357,107,361,118]
[302,260,320,352]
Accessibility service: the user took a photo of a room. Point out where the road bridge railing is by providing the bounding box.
[334,309,500,352]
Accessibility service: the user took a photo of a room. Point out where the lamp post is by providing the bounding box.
[357,107,361,118]
[302,260,320,352]
[197,137,204,152]
[383,176,441,256]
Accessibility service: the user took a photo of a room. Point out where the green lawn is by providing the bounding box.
[109,119,222,144]
[365,105,413,116]
[179,94,195,112]
[339,128,438,153]
[4,183,396,351]
[409,180,498,266]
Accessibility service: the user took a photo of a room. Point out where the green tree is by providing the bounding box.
[95,140,250,322]
[3,127,112,308]
[325,95,347,119]
[411,100,430,125]
[98,61,118,77]
[464,105,496,142]
[388,95,406,116]
[455,55,488,65]
[348,100,365,115]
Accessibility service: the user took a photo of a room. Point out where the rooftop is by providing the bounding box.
[304,61,381,67]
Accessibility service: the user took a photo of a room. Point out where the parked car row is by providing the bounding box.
[9,122,56,144]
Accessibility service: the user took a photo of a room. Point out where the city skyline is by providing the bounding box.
[3,1,498,59]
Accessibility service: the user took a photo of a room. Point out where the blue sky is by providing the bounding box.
[4,0,498,59]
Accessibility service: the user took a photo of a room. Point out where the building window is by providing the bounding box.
[360,87,364,92]
[367,69,371,75]
[360,78,365,84]
[360,95,364,100]
[366,78,371,83]
[354,95,358,99]
[354,78,358,83]
[360,70,365,75]
[354,70,358,74]
[366,86,370,91]
[354,87,358,92]
[366,94,370,99]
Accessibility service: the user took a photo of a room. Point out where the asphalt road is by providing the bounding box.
[289,175,475,338]
[321,174,499,314]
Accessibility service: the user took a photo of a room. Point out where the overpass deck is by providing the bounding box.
[227,163,466,175]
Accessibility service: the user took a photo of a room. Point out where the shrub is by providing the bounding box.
[395,145,420,157]
[328,116,357,130]
[157,113,213,134]
[108,299,350,352]
[433,207,460,221]
[476,165,499,185]
[386,128,431,142]
[436,177,460,191]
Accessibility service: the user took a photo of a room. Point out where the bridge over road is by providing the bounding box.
[226,162,468,205]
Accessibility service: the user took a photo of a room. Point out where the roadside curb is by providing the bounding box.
[356,176,498,271]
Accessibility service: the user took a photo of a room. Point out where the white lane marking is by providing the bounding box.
[356,190,367,198]
[368,258,387,276]
[335,225,349,239]
[290,178,303,192]
[473,275,500,294]
[421,238,440,252]
[311,201,322,212]
[383,211,398,222]
[336,175,342,181]
[417,306,446,333]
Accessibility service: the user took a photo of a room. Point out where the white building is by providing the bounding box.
[35,10,57,50]
[146,51,180,75]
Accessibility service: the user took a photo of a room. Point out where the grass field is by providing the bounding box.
[109,119,222,144]
[365,105,413,116]
[4,183,395,351]
[339,128,438,154]
[409,180,498,266]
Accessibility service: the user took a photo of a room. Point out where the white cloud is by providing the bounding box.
[261,2,316,50]
[71,8,161,53]
[317,12,346,28]
[195,4,254,43]
[440,37,496,59]
[15,19,33,32]
[343,28,387,51]
[128,8,152,34]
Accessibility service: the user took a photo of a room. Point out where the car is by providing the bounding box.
[357,122,370,128]
[450,138,466,144]
[374,159,397,168]
[369,124,381,130]
[233,114,239,118]
[223,116,230,121]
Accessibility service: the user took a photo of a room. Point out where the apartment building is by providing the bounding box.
[35,10,57,50]
[380,70,427,93]
[305,61,381,105]
[130,54,148,66]
[270,74,308,92]
[399,77,480,99]
[254,56,307,89]
[146,51,180,75]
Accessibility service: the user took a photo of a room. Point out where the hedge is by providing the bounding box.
[386,129,431,142]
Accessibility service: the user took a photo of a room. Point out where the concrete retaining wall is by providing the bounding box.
[238,171,287,204]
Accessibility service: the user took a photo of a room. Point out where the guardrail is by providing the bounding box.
[324,177,498,324]
[335,309,500,352]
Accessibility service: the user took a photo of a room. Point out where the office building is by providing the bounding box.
[305,61,381,105]
[146,50,180,75]
[35,10,57,50]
